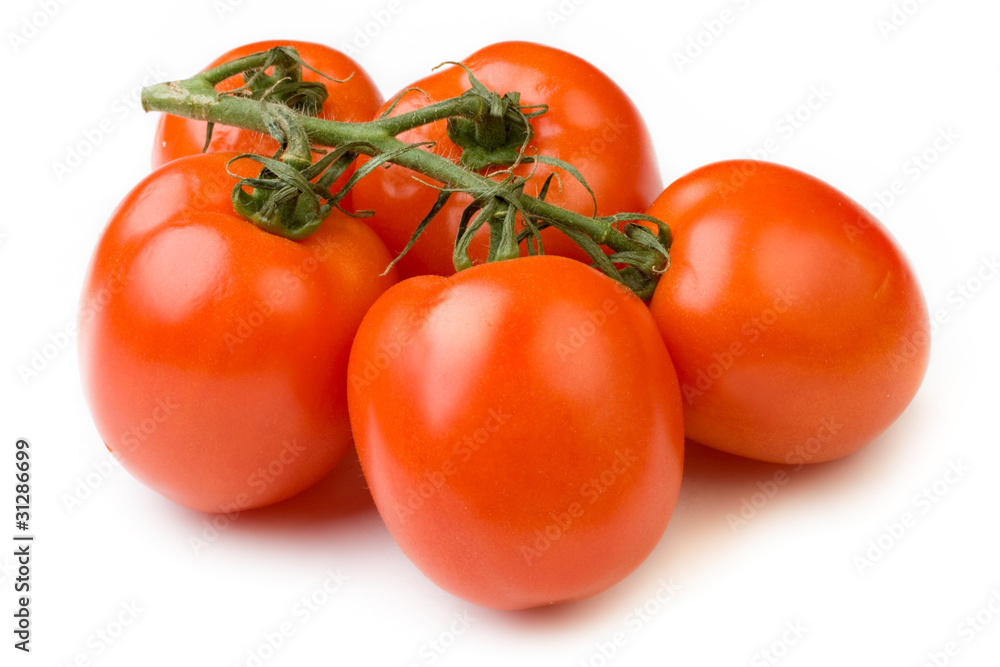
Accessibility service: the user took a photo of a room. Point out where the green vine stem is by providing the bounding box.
[140,48,669,299]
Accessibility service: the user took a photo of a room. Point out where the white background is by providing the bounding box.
[2,0,999,665]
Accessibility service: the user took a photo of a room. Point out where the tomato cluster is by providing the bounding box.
[79,40,930,610]
[352,41,661,277]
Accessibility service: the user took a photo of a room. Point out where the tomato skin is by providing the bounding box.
[352,41,662,278]
[78,152,397,512]
[348,256,684,610]
[648,160,930,464]
[152,40,383,170]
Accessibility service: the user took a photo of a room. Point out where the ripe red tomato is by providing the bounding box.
[78,152,397,512]
[152,40,383,169]
[347,256,684,610]
[351,41,661,278]
[648,160,930,464]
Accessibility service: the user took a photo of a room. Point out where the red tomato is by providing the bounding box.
[78,152,397,512]
[351,41,661,278]
[152,40,383,170]
[648,160,930,464]
[347,256,684,610]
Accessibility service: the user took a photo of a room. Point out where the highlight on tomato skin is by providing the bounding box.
[647,159,931,465]
[347,255,685,610]
[352,40,662,278]
[77,151,398,513]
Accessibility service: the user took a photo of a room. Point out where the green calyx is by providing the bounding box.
[442,63,546,172]
[200,47,341,154]
[229,47,340,115]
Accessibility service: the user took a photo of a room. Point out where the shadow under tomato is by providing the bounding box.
[650,438,873,559]
[214,448,380,535]
[478,583,628,632]
[635,420,922,591]
[481,445,815,634]
[493,417,924,637]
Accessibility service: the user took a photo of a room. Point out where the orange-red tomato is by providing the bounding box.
[78,152,397,512]
[352,41,661,278]
[348,256,684,609]
[152,40,383,170]
[648,160,930,464]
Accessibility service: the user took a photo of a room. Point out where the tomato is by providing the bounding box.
[152,40,383,172]
[351,41,661,278]
[78,151,397,512]
[347,256,684,610]
[648,160,930,464]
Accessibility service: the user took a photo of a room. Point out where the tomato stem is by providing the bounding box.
[140,48,669,299]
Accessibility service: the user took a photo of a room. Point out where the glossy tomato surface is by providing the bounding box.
[348,256,684,609]
[152,40,383,169]
[79,151,397,512]
[648,160,930,464]
[352,41,661,278]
